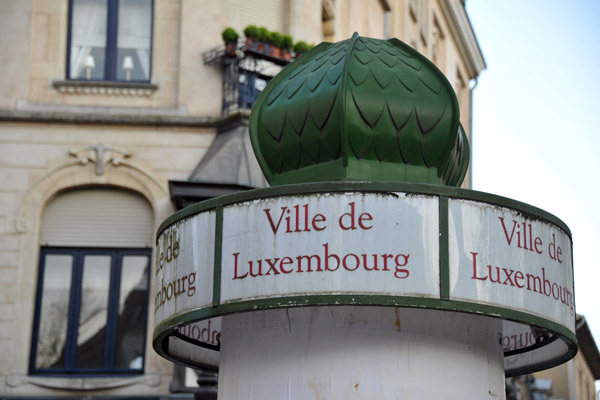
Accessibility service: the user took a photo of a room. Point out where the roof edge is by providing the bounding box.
[438,0,486,78]
[576,315,600,380]
[0,108,251,128]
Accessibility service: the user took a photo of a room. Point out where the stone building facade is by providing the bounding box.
[533,315,600,400]
[504,315,600,400]
[0,0,484,398]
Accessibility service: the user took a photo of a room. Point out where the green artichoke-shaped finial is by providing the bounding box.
[249,33,469,187]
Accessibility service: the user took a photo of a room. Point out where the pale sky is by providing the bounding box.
[467,0,600,386]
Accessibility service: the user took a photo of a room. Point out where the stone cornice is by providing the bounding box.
[438,0,486,78]
[6,373,161,390]
[0,109,251,128]
[52,80,159,97]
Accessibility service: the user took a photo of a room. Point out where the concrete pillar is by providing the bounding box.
[218,306,505,399]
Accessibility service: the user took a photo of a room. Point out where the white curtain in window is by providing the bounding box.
[118,0,152,79]
[70,0,108,78]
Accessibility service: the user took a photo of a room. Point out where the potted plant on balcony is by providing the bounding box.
[222,27,239,56]
[257,26,270,53]
[293,40,309,58]
[243,25,259,51]
[281,34,293,60]
[268,31,283,58]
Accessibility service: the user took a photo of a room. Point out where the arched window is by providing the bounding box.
[30,188,153,375]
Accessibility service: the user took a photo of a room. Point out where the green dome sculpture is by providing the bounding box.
[249,33,470,187]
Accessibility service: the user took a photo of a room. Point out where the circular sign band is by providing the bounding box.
[153,182,576,376]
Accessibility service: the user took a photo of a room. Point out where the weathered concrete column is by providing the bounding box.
[219,307,504,399]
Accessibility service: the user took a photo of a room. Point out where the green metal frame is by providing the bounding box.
[154,182,576,376]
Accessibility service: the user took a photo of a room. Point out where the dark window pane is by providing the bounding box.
[32,248,151,374]
[116,0,152,81]
[69,0,108,80]
[75,255,111,369]
[114,255,149,369]
[35,255,73,369]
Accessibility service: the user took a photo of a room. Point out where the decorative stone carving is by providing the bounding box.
[52,80,158,97]
[69,143,131,176]
[15,143,167,234]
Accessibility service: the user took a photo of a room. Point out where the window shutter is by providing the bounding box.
[233,0,287,34]
[41,188,153,247]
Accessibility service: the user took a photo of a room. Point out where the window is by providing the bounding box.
[30,248,151,374]
[67,0,153,82]
[30,187,154,375]
[237,69,267,110]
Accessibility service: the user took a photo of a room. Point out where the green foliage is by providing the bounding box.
[257,27,270,42]
[293,40,309,53]
[243,25,258,39]
[269,31,283,47]
[281,34,293,49]
[221,27,239,43]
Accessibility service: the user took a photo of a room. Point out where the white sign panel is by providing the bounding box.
[155,212,216,327]
[169,318,221,369]
[448,199,574,333]
[220,193,440,302]
[154,186,576,374]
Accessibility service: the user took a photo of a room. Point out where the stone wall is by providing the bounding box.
[0,121,215,396]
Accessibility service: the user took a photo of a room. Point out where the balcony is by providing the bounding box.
[203,39,295,116]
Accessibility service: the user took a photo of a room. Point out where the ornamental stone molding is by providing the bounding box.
[6,373,161,390]
[15,143,168,234]
[69,143,132,176]
[52,80,158,97]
